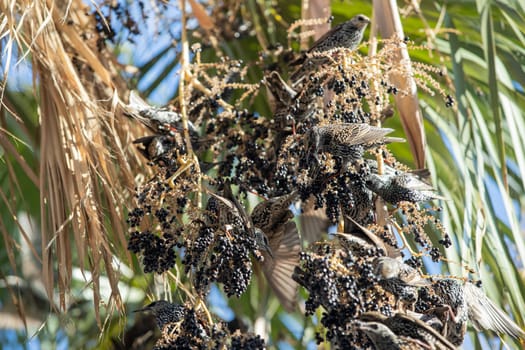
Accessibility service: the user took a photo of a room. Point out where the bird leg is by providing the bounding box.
[425,304,458,334]
[390,220,424,257]
[168,150,194,189]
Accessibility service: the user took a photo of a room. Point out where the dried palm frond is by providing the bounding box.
[0,0,151,326]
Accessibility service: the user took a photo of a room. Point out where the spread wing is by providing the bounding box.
[465,282,525,340]
[261,221,301,312]
[300,196,330,244]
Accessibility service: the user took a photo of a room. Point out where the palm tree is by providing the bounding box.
[1,0,523,348]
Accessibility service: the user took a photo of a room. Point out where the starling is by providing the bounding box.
[250,191,298,233]
[290,14,371,85]
[365,173,445,204]
[264,71,297,110]
[427,278,525,345]
[373,256,429,287]
[306,123,404,168]
[133,135,219,172]
[134,300,186,330]
[251,192,302,312]
[355,320,431,350]
[342,175,374,229]
[263,71,317,159]
[307,14,370,53]
[126,91,197,135]
[373,256,430,311]
[133,135,178,163]
[360,312,457,350]
[207,184,273,257]
[338,216,391,255]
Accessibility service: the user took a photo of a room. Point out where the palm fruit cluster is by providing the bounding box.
[136,301,264,350]
[122,10,525,350]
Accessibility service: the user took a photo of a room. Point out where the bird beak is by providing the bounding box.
[133,306,148,313]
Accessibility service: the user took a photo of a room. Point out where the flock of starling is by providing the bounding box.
[123,13,525,350]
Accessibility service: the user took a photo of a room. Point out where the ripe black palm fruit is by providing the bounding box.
[359,312,456,350]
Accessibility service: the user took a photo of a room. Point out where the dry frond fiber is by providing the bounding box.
[0,0,148,324]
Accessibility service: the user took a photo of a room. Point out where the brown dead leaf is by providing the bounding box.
[188,0,214,31]
[373,0,426,169]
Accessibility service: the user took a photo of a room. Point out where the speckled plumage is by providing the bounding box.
[308,15,370,53]
[342,175,374,228]
[135,300,186,330]
[290,15,370,86]
[374,256,429,311]
[428,279,525,346]
[264,71,297,109]
[207,184,272,256]
[365,173,445,204]
[251,192,301,312]
[356,320,429,350]
[127,91,197,135]
[360,312,457,350]
[251,192,298,233]
[307,123,403,165]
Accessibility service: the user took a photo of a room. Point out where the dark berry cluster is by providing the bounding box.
[184,223,257,297]
[122,20,459,349]
[293,241,390,347]
[146,304,266,350]
[128,230,177,273]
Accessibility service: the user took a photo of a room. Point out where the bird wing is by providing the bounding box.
[397,264,430,287]
[307,22,345,52]
[345,216,402,259]
[396,174,436,192]
[392,313,457,350]
[464,282,525,340]
[395,174,447,200]
[334,124,393,146]
[300,196,330,244]
[261,221,301,312]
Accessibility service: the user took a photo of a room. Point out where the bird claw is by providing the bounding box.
[168,151,194,189]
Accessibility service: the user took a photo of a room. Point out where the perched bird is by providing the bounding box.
[360,312,457,350]
[126,91,197,135]
[290,14,371,85]
[133,134,219,173]
[374,256,429,287]
[264,71,297,111]
[306,123,404,168]
[342,175,375,229]
[306,14,370,53]
[251,192,302,312]
[250,191,297,233]
[206,183,273,257]
[133,135,177,162]
[263,71,317,160]
[365,173,445,204]
[355,320,434,350]
[426,278,525,346]
[373,255,430,311]
[134,300,186,330]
